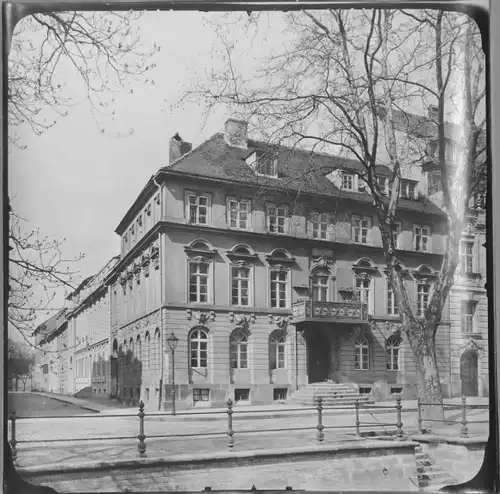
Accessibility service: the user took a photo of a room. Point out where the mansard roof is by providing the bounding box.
[160,133,445,217]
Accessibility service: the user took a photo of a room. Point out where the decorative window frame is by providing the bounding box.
[309,211,330,240]
[386,333,402,371]
[353,334,371,371]
[185,240,216,305]
[229,328,250,369]
[189,326,210,370]
[341,171,357,191]
[266,203,289,235]
[269,329,287,370]
[226,196,252,231]
[352,258,377,315]
[460,236,476,275]
[266,250,294,310]
[227,245,257,308]
[309,256,335,302]
[400,178,419,200]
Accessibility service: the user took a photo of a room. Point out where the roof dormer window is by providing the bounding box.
[248,150,278,178]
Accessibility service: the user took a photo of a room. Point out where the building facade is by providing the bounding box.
[105,117,487,411]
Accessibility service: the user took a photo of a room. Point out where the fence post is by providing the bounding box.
[316,397,324,442]
[10,412,17,462]
[227,399,235,449]
[460,395,469,438]
[355,399,360,437]
[417,398,423,435]
[137,400,146,458]
[396,396,404,440]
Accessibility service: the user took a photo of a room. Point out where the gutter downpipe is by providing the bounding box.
[153,174,164,411]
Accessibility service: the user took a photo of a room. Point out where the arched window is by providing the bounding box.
[354,337,370,370]
[386,336,400,371]
[136,335,142,365]
[154,328,161,370]
[144,332,150,370]
[123,340,128,365]
[129,337,135,365]
[190,328,208,368]
[269,331,286,370]
[311,268,329,302]
[230,330,248,369]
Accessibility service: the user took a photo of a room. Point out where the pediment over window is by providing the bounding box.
[383,261,410,277]
[413,264,438,281]
[310,256,335,274]
[226,244,258,264]
[265,248,295,266]
[352,257,378,276]
[184,239,218,259]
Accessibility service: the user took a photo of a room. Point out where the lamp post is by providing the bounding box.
[166,331,179,415]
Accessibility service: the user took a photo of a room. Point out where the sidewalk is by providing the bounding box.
[29,391,489,422]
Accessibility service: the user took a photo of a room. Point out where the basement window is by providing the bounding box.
[359,387,372,394]
[273,388,288,401]
[390,387,403,395]
[193,388,210,403]
[235,388,250,402]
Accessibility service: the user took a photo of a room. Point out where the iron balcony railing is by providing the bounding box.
[291,300,368,323]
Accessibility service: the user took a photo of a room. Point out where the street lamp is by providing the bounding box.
[166,331,179,415]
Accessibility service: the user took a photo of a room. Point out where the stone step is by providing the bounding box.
[418,470,455,481]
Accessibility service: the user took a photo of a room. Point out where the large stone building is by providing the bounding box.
[106,116,487,411]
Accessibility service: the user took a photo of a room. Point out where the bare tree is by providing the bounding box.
[8,338,35,391]
[183,9,486,419]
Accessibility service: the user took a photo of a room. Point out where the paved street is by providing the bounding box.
[8,393,489,471]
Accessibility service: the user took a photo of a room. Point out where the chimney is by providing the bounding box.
[169,133,192,164]
[224,118,248,149]
[428,105,438,121]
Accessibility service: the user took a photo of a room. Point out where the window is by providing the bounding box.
[154,329,161,370]
[190,328,208,368]
[377,176,389,195]
[400,179,418,199]
[193,388,210,403]
[231,266,250,306]
[386,337,400,371]
[189,262,210,303]
[311,270,329,302]
[354,337,370,370]
[355,277,371,306]
[144,332,150,370]
[392,222,402,249]
[311,212,328,239]
[461,301,476,333]
[187,193,209,224]
[230,331,248,369]
[273,388,288,401]
[267,204,287,234]
[359,387,372,394]
[235,389,250,402]
[270,269,289,308]
[256,151,278,177]
[461,241,474,273]
[417,283,430,317]
[387,282,399,316]
[228,199,251,230]
[136,335,142,364]
[342,172,355,190]
[269,331,286,370]
[414,225,430,252]
[352,216,370,244]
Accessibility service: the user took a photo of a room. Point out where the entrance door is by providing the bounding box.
[307,331,330,383]
[460,350,478,397]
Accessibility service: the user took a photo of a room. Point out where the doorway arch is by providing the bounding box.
[460,350,478,397]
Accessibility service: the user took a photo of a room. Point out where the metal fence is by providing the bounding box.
[8,395,488,462]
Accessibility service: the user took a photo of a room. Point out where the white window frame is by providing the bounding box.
[188,260,212,304]
[310,212,329,240]
[230,331,249,369]
[255,151,278,178]
[416,282,431,317]
[230,264,253,307]
[269,268,290,309]
[387,281,399,316]
[185,191,211,225]
[413,225,431,252]
[386,339,400,371]
[311,269,330,302]
[354,337,370,371]
[400,179,418,200]
[352,216,371,245]
[267,204,288,234]
[269,331,286,370]
[460,240,475,274]
[227,197,252,230]
[342,172,356,191]
[461,300,476,334]
[189,328,208,369]
[354,276,373,314]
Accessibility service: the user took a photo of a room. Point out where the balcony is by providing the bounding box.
[291,300,368,324]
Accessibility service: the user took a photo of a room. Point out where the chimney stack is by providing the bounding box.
[224,118,248,149]
[169,133,193,164]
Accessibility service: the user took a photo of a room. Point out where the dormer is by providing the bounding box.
[246,149,278,178]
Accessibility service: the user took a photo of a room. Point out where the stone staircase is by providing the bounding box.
[415,444,457,490]
[288,382,373,407]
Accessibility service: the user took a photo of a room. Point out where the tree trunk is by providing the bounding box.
[406,324,445,426]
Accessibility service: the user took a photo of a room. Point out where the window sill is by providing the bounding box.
[461,332,483,339]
